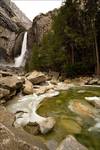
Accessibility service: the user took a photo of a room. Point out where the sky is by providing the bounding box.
[11,0,62,20]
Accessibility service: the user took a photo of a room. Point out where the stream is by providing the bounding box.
[6,86,100,150]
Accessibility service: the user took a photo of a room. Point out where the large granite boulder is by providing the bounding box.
[23,80,33,95]
[0,76,24,102]
[0,76,24,91]
[27,71,46,85]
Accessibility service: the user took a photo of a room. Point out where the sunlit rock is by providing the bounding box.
[27,71,46,85]
[23,80,33,95]
[54,82,75,91]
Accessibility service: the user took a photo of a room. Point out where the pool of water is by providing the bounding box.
[36,86,100,150]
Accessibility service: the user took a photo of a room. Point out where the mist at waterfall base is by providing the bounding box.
[14,32,27,68]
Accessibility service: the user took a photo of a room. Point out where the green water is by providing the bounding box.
[37,86,100,150]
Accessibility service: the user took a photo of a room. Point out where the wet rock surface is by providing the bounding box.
[56,135,88,150]
[39,117,56,134]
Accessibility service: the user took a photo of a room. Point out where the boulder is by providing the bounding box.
[68,100,95,118]
[0,76,24,91]
[0,88,10,99]
[0,70,12,77]
[85,96,100,109]
[23,80,33,95]
[86,78,99,85]
[39,117,56,134]
[0,76,24,102]
[27,71,46,85]
[24,122,40,135]
[0,105,14,126]
[33,86,50,95]
[56,135,88,150]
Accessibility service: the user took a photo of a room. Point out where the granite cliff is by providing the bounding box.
[0,0,32,63]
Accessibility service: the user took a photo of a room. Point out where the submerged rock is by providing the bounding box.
[68,100,95,118]
[88,122,100,132]
[56,135,88,150]
[39,117,56,134]
[85,96,100,109]
[60,118,81,134]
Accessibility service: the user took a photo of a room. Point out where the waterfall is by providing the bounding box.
[14,32,27,67]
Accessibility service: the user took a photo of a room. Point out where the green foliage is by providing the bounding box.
[27,0,100,77]
[65,63,95,78]
[28,31,67,72]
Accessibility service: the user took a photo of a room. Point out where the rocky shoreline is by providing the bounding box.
[0,66,100,149]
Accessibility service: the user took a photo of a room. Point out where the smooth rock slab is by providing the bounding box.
[56,135,88,150]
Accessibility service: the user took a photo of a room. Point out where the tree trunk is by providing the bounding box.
[71,44,74,64]
[93,21,100,76]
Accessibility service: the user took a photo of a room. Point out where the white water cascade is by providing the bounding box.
[14,32,27,67]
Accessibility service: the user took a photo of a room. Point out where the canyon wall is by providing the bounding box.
[0,0,32,63]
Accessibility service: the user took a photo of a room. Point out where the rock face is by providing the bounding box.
[0,0,32,62]
[27,9,58,64]
[28,9,58,48]
[29,9,57,43]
